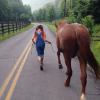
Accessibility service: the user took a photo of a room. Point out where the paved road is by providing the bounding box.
[0,23,100,100]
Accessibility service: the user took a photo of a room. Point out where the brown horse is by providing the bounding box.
[55,21,100,100]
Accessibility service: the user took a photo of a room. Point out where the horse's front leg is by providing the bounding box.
[63,53,72,87]
[57,50,63,69]
[78,56,87,100]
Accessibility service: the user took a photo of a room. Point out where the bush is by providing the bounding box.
[93,24,100,34]
[81,15,94,35]
[66,13,77,23]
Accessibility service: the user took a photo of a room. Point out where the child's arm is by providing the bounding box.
[32,38,35,44]
[43,32,51,44]
[32,32,37,44]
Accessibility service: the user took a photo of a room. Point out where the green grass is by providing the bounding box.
[0,24,33,41]
[46,22,100,63]
[91,42,100,62]
[93,24,100,35]
[46,22,56,33]
[91,24,100,62]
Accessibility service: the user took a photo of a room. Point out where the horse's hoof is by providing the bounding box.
[59,64,63,69]
[80,94,86,100]
[64,80,70,87]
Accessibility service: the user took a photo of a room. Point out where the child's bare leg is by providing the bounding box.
[39,56,44,71]
[41,56,44,64]
[38,56,41,62]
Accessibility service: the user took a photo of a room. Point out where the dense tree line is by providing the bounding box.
[0,0,32,21]
[32,0,100,23]
[88,0,100,23]
[33,2,55,22]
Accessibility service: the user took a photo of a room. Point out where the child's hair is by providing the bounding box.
[33,25,46,41]
[36,25,43,31]
[35,25,44,36]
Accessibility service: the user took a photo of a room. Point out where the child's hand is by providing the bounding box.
[33,41,36,44]
[32,39,36,44]
[49,41,51,44]
[45,40,51,44]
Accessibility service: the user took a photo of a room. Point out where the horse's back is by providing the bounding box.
[72,23,90,47]
[57,23,79,57]
[56,22,90,58]
[71,23,91,58]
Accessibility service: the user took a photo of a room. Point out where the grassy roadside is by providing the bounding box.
[91,41,100,62]
[91,25,100,62]
[46,22,56,33]
[0,24,33,41]
[46,22,100,62]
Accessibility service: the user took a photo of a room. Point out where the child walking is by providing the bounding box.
[32,25,51,71]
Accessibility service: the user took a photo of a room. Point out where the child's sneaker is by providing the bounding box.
[40,63,43,71]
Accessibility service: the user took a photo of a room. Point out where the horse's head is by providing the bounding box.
[55,20,69,30]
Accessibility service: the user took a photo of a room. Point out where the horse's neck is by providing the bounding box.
[59,23,68,29]
[72,23,81,25]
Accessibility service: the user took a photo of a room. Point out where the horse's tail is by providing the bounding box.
[87,48,100,79]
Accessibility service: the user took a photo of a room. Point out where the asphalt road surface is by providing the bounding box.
[0,23,100,100]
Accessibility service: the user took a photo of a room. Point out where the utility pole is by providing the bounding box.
[64,0,67,17]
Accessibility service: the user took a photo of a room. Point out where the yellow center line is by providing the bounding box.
[5,45,31,100]
[0,40,31,98]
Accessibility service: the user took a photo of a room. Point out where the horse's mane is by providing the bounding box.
[55,19,70,28]
[58,19,70,25]
[55,20,89,32]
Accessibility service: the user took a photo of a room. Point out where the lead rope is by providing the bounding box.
[45,42,55,53]
[50,43,55,53]
[31,43,34,55]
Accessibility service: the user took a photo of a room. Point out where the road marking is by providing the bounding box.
[0,40,31,98]
[5,45,31,100]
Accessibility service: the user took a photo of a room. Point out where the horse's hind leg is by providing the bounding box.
[78,55,87,100]
[57,50,63,69]
[63,53,72,87]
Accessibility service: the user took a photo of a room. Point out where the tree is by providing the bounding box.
[0,0,32,21]
[33,3,56,21]
[88,0,100,23]
[45,4,55,21]
[32,0,100,23]
[20,5,32,20]
[0,0,9,18]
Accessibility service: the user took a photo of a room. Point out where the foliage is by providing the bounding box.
[93,25,100,34]
[32,0,100,24]
[71,0,90,22]
[33,3,55,21]
[0,0,9,18]
[65,13,77,23]
[0,0,32,21]
[91,24,100,63]
[81,15,94,35]
[91,42,100,62]
[88,0,100,23]
[46,22,56,33]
